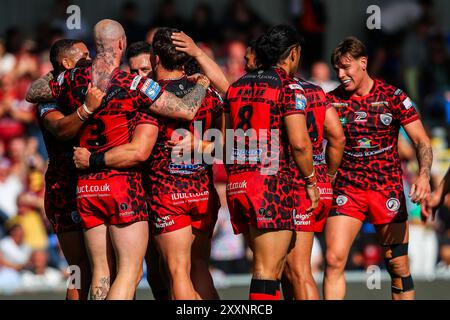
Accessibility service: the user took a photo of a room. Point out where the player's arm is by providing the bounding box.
[26,72,54,103]
[74,123,158,170]
[42,84,105,140]
[285,113,319,212]
[403,120,433,204]
[171,31,230,97]
[422,167,450,219]
[149,75,210,121]
[323,106,345,182]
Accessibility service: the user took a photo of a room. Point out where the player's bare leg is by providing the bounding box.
[248,226,293,300]
[107,221,149,300]
[57,231,91,300]
[323,215,362,300]
[84,224,115,300]
[145,236,170,300]
[155,225,198,300]
[191,230,219,300]
[375,221,415,300]
[283,231,319,300]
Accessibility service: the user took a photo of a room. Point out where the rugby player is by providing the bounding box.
[324,37,433,300]
[225,25,319,300]
[29,39,103,300]
[282,77,345,300]
[26,19,211,300]
[146,28,223,300]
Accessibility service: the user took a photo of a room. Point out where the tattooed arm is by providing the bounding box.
[26,72,54,103]
[403,120,433,204]
[171,31,230,97]
[149,75,210,121]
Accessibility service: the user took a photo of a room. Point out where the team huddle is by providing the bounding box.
[25,19,433,301]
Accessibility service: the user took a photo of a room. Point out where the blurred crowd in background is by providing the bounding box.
[0,0,449,294]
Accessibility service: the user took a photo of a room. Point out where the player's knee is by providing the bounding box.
[253,262,284,280]
[325,251,347,271]
[383,243,414,294]
[289,263,313,283]
[167,259,190,278]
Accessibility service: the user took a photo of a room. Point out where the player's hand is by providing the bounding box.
[167,131,201,156]
[171,31,203,58]
[409,174,431,204]
[305,185,320,212]
[421,191,442,221]
[188,73,210,89]
[73,147,91,170]
[85,83,105,112]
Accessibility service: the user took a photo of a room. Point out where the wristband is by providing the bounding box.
[89,152,106,170]
[304,170,317,187]
[76,108,86,122]
[82,103,93,115]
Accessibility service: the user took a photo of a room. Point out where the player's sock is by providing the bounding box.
[249,279,281,300]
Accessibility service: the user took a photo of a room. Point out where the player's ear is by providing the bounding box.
[61,57,72,70]
[360,56,368,72]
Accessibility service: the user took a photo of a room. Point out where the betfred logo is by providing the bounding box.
[76,183,111,194]
[386,198,400,212]
[226,180,247,191]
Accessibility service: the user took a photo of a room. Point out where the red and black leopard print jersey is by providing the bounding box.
[36,101,77,180]
[51,67,160,175]
[145,76,223,194]
[290,77,328,185]
[224,67,307,177]
[327,79,420,190]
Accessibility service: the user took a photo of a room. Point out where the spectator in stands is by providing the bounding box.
[0,222,31,271]
[0,157,23,220]
[21,249,64,290]
[0,251,22,294]
[309,61,339,93]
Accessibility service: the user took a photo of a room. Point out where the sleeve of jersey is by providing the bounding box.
[281,85,307,117]
[50,71,70,100]
[210,88,224,118]
[136,109,158,127]
[390,90,420,126]
[136,77,164,107]
[37,102,59,119]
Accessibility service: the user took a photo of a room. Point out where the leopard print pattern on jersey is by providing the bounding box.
[327,79,419,190]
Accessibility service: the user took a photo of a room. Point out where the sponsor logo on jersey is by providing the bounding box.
[130,75,142,91]
[370,101,389,107]
[295,94,307,111]
[38,103,57,118]
[402,97,413,110]
[141,79,161,100]
[331,103,349,108]
[380,113,393,126]
[71,211,81,224]
[354,138,377,149]
[168,163,205,175]
[232,148,262,162]
[394,88,403,96]
[154,216,175,229]
[336,195,348,206]
[289,84,303,90]
[386,198,400,212]
[354,111,368,122]
[227,180,247,191]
